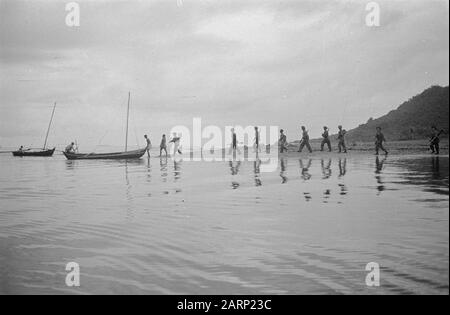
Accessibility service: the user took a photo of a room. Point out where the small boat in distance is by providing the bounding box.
[63,92,145,161]
[13,148,56,157]
[12,102,57,157]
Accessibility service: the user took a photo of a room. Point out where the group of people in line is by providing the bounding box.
[280,125,381,154]
[278,125,443,155]
[60,125,443,157]
[144,133,182,157]
[142,124,442,157]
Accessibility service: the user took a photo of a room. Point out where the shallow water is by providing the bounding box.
[0,152,448,295]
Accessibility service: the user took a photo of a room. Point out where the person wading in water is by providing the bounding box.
[160,134,168,157]
[337,125,347,153]
[298,126,312,153]
[279,129,288,153]
[321,126,332,152]
[144,134,152,157]
[375,127,388,156]
[429,126,442,155]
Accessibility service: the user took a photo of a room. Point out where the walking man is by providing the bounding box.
[144,134,152,157]
[170,133,182,156]
[375,127,388,155]
[298,126,312,153]
[231,128,238,151]
[160,134,168,157]
[429,126,442,155]
[254,126,261,152]
[279,129,288,153]
[321,126,332,152]
[337,125,347,153]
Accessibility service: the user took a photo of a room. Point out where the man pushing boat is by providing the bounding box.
[65,142,76,153]
[144,134,152,157]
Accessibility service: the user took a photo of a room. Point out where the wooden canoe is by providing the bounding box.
[12,148,55,157]
[63,148,146,160]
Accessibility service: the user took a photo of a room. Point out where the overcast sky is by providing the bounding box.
[0,0,448,149]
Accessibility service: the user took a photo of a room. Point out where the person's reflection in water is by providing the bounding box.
[229,160,241,189]
[431,156,441,180]
[338,184,348,196]
[337,158,348,197]
[321,159,332,179]
[124,162,133,203]
[299,159,312,181]
[160,156,168,182]
[299,159,312,201]
[375,155,387,195]
[123,162,135,218]
[146,157,152,183]
[280,157,288,184]
[254,155,262,187]
[174,160,182,182]
[338,158,347,178]
[323,189,331,203]
[229,160,241,175]
[65,160,76,171]
[303,192,312,202]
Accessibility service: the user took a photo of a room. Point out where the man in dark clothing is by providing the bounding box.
[337,125,347,153]
[429,126,441,155]
[375,127,388,155]
[298,126,312,153]
[254,126,261,152]
[160,134,168,157]
[232,128,238,151]
[279,129,288,153]
[321,126,332,152]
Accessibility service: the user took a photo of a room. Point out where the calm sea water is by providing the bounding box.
[0,152,448,295]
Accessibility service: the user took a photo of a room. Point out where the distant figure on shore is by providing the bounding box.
[160,134,168,157]
[375,127,388,155]
[429,126,442,155]
[321,126,332,152]
[337,125,347,153]
[144,134,152,157]
[231,128,237,151]
[298,126,312,153]
[65,142,76,153]
[279,129,288,153]
[18,146,24,152]
[170,133,182,156]
[254,126,261,152]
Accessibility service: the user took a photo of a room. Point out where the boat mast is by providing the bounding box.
[43,102,57,149]
[125,92,130,152]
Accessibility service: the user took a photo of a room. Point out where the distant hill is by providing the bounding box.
[343,86,449,142]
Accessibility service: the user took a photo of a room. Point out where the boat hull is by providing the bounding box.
[63,149,146,160]
[12,148,55,157]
